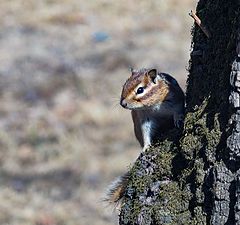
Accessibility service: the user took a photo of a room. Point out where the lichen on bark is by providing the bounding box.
[119,129,192,225]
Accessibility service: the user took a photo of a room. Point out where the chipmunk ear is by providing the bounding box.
[130,67,137,76]
[147,69,158,83]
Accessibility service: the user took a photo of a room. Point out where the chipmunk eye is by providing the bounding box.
[136,87,144,94]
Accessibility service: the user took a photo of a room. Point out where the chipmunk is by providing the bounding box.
[120,68,185,151]
[105,68,185,205]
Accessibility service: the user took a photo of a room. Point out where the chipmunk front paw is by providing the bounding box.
[174,113,184,128]
[142,144,151,152]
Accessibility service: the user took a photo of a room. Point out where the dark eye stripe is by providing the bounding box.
[136,87,144,94]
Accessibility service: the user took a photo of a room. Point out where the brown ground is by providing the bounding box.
[0,1,195,224]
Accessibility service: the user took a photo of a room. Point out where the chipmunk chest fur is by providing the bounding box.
[120,68,185,150]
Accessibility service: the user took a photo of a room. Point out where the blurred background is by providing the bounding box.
[0,1,196,225]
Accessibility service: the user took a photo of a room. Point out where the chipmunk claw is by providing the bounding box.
[174,113,184,129]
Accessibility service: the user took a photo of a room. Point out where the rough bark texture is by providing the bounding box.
[119,0,240,224]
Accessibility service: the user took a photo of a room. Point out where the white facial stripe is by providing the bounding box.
[136,82,157,96]
[135,83,144,91]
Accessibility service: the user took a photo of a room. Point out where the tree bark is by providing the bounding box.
[119,0,240,224]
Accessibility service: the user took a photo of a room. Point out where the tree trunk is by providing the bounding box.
[119,0,240,224]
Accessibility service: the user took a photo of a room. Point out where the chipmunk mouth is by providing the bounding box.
[120,100,136,110]
[120,98,147,110]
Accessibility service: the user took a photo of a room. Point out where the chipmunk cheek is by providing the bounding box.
[141,99,150,106]
[133,97,141,103]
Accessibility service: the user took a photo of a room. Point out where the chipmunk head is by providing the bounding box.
[120,68,170,110]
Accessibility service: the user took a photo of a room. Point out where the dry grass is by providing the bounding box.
[0,0,196,224]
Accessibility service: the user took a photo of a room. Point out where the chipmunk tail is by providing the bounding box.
[104,172,130,206]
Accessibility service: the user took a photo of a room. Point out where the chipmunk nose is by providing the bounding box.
[120,98,128,108]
